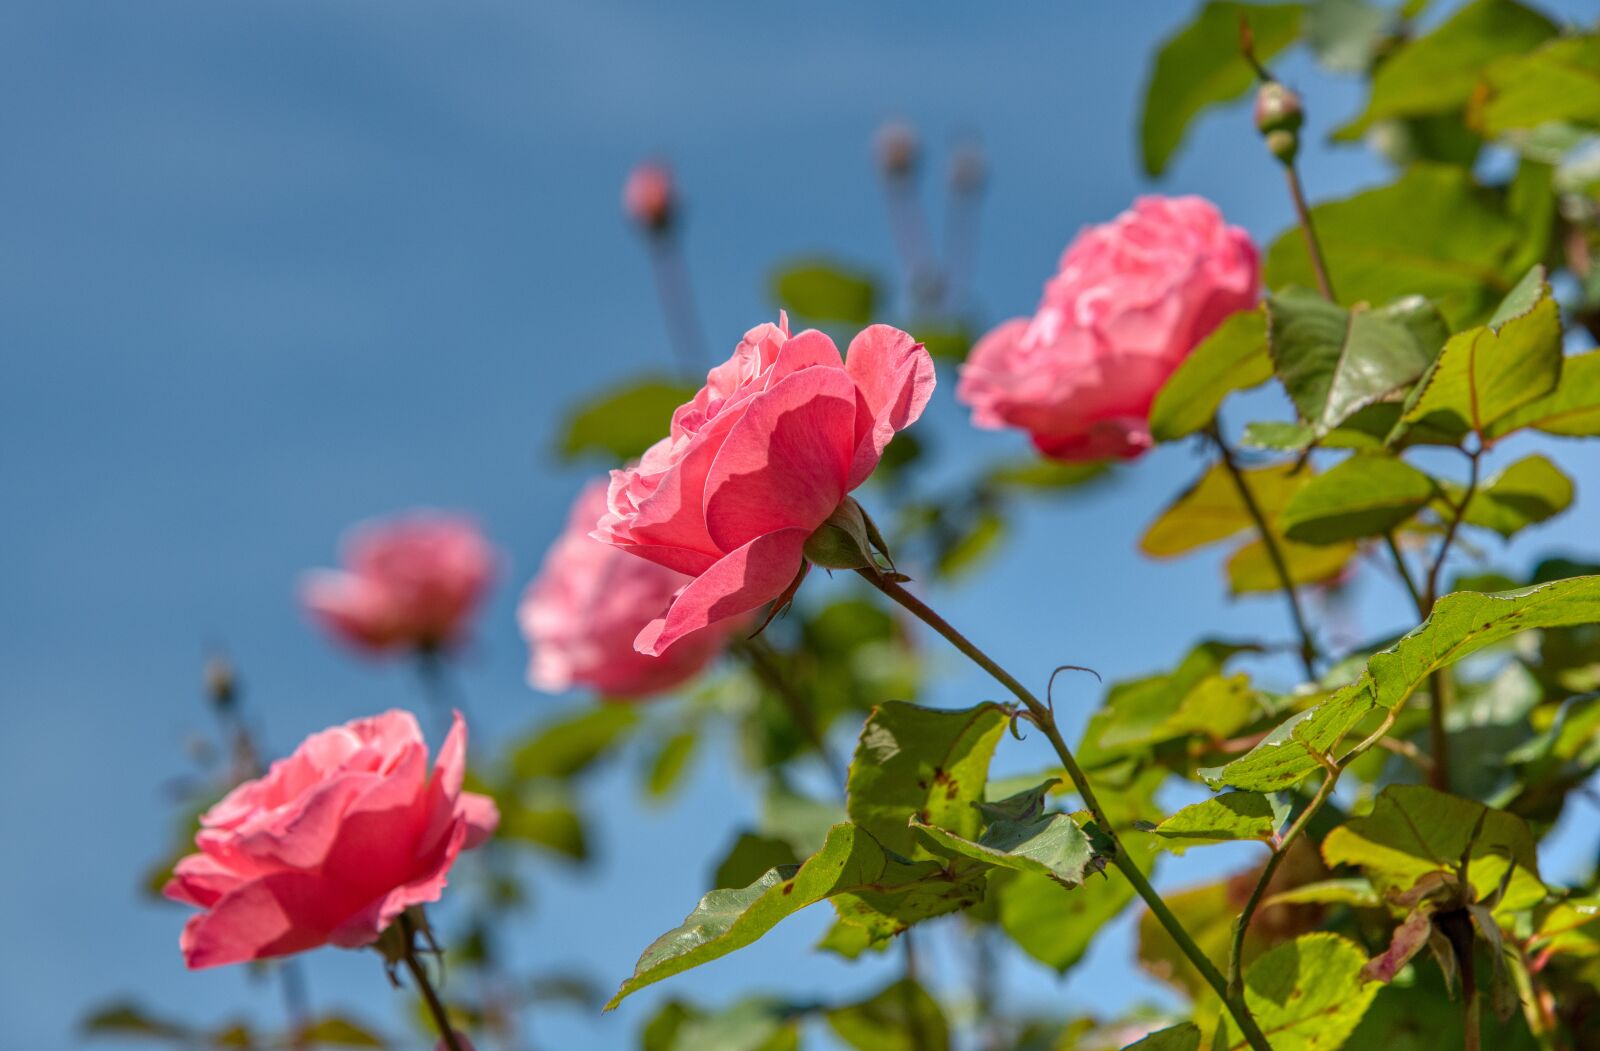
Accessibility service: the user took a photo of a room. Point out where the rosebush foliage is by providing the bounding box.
[92,1,1600,1049]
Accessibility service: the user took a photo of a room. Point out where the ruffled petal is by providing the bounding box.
[635,528,810,657]
[843,325,935,489]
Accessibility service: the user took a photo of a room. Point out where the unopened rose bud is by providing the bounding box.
[1265,129,1299,164]
[950,142,986,193]
[1254,82,1303,136]
[204,655,237,711]
[622,161,675,233]
[875,121,919,178]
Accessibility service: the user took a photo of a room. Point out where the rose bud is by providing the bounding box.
[519,480,741,697]
[875,121,920,178]
[622,161,676,232]
[1253,81,1304,135]
[594,315,934,655]
[301,514,495,658]
[164,710,498,968]
[957,196,1259,461]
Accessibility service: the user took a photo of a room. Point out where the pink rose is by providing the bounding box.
[301,514,495,656]
[595,316,934,656]
[165,710,498,969]
[623,161,675,231]
[519,480,738,697]
[958,195,1258,461]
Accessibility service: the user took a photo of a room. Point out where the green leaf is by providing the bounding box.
[1149,308,1272,442]
[1280,454,1437,543]
[1153,792,1285,851]
[1125,1023,1201,1051]
[1474,34,1600,137]
[495,782,588,860]
[1334,0,1558,140]
[815,918,887,960]
[712,832,800,891]
[1140,2,1305,176]
[1226,536,1358,593]
[1264,878,1382,909]
[1322,784,1543,908]
[1263,165,1522,327]
[80,1001,191,1040]
[913,780,1107,888]
[1206,576,1600,790]
[1454,453,1573,537]
[1486,349,1600,439]
[606,823,978,1008]
[847,701,1008,857]
[1304,0,1392,73]
[992,867,1136,974]
[511,705,639,781]
[912,324,974,364]
[771,260,877,324]
[1078,641,1264,767]
[661,999,802,1051]
[558,378,696,462]
[986,458,1111,491]
[1215,933,1379,1050]
[296,1016,388,1047]
[1267,288,1448,438]
[826,979,951,1051]
[1394,266,1563,442]
[644,730,698,800]
[1142,462,1307,557]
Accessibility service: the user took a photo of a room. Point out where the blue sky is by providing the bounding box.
[5,2,1598,1048]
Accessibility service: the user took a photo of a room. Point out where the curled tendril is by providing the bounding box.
[1046,664,1102,717]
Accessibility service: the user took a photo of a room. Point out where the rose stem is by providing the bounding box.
[647,231,708,377]
[1206,422,1320,680]
[856,569,1275,1051]
[401,913,466,1051]
[732,635,848,792]
[1284,164,1334,302]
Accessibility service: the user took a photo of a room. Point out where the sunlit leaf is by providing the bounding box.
[847,701,1008,858]
[1334,0,1558,139]
[605,823,981,1008]
[1486,349,1600,439]
[1153,792,1285,851]
[1226,536,1357,593]
[826,979,951,1051]
[1304,0,1392,73]
[1142,462,1307,558]
[711,832,800,891]
[1263,165,1522,327]
[672,998,801,1051]
[1267,289,1448,438]
[1214,933,1378,1050]
[644,730,698,800]
[1124,1023,1201,1051]
[558,378,697,462]
[1473,34,1600,137]
[771,260,877,325]
[1078,641,1264,767]
[1322,785,1542,907]
[992,867,1136,974]
[1149,308,1271,442]
[1395,266,1563,443]
[296,1016,388,1047]
[1280,454,1438,543]
[81,1001,190,1041]
[1140,2,1305,176]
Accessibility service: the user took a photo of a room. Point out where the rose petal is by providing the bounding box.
[635,528,810,657]
[843,325,935,488]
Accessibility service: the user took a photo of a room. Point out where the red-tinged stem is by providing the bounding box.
[857,569,1275,1051]
[1285,164,1335,302]
[401,914,466,1051]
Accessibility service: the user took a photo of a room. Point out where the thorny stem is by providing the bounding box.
[733,636,848,792]
[1208,425,1320,681]
[856,570,1275,1051]
[401,914,466,1051]
[1226,710,1399,999]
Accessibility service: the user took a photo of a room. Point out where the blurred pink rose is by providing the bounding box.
[520,480,737,697]
[958,195,1258,461]
[165,710,498,969]
[595,316,934,655]
[623,161,675,231]
[301,514,495,656]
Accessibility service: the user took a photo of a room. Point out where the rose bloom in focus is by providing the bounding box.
[301,513,495,657]
[595,315,934,656]
[520,479,739,697]
[623,161,675,231]
[164,710,498,969]
[958,195,1258,461]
